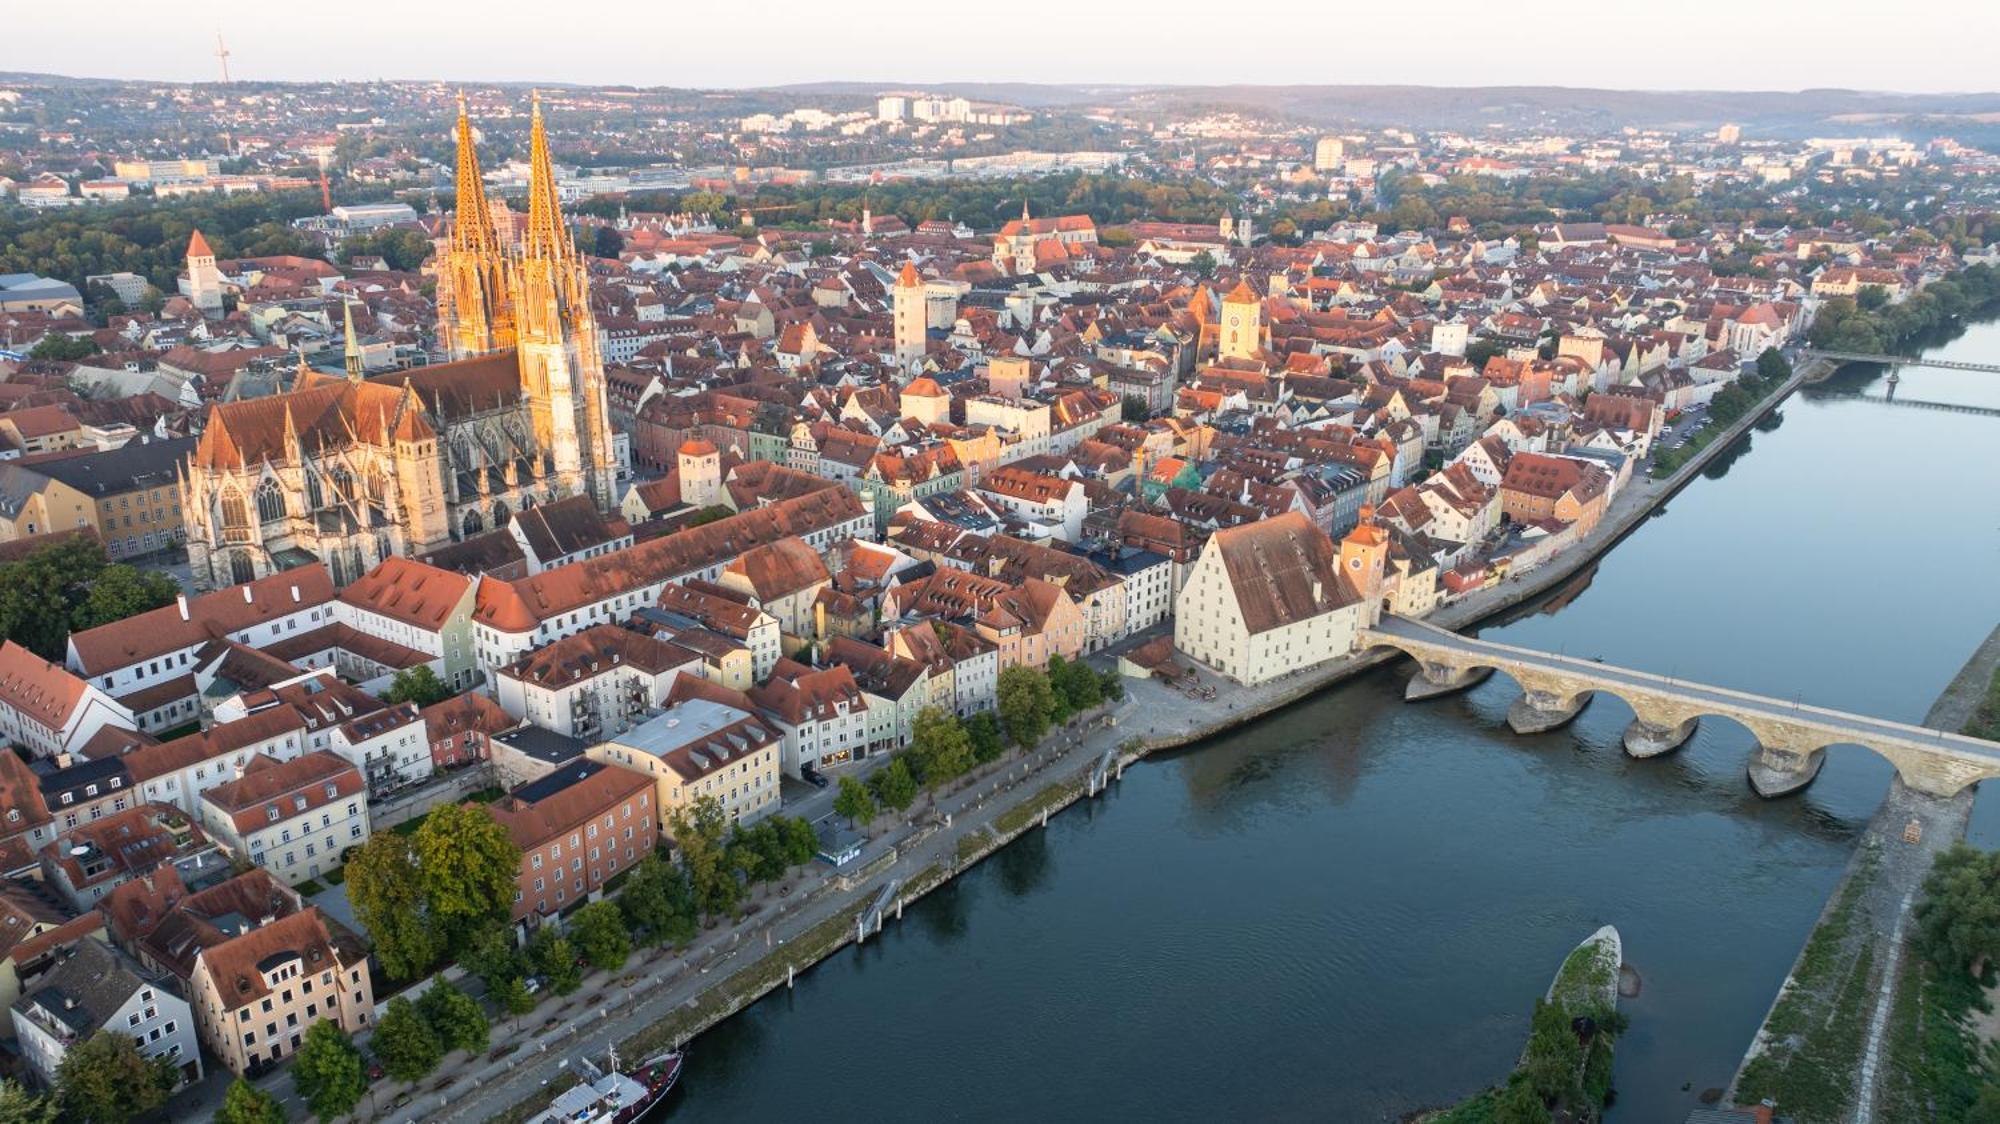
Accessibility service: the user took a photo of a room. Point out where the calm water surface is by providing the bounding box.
[663,321,2000,1122]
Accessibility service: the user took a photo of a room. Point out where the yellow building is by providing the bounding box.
[587,697,783,832]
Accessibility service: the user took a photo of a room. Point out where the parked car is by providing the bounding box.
[801,765,830,789]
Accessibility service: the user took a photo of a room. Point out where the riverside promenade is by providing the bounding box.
[344,362,1814,1124]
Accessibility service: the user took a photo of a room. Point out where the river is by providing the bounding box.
[661,319,2000,1122]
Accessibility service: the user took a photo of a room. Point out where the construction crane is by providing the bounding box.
[214,32,232,84]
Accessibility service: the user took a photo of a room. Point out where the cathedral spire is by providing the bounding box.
[450,91,498,257]
[343,301,363,380]
[293,344,311,390]
[523,90,571,265]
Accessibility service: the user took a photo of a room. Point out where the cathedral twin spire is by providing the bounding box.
[440,90,579,360]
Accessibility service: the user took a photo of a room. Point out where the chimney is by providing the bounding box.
[176,594,189,621]
[291,584,300,602]
[243,586,254,604]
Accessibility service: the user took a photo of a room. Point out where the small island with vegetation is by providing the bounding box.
[1425,926,1626,1124]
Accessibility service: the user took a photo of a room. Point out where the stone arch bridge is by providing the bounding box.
[1358,614,2000,798]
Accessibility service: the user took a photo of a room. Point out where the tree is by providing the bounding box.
[416,982,490,1056]
[71,565,180,632]
[499,974,538,1017]
[668,795,739,918]
[872,757,918,813]
[1915,844,2000,974]
[52,1032,175,1124]
[461,920,525,992]
[907,707,973,787]
[618,853,697,947]
[412,803,522,947]
[292,1021,366,1122]
[0,535,119,659]
[214,1079,284,1124]
[835,775,877,827]
[344,833,438,979]
[1967,1085,2000,1124]
[1464,338,1506,371]
[966,711,1006,764]
[382,665,453,708]
[0,1081,53,1124]
[1048,654,1104,714]
[528,929,582,995]
[373,996,444,1083]
[1755,346,1791,383]
[1187,249,1217,278]
[570,900,632,971]
[998,666,1056,748]
[591,226,625,259]
[1120,394,1150,423]
[27,334,100,361]
[777,815,820,866]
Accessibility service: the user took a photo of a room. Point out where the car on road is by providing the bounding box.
[801,765,830,789]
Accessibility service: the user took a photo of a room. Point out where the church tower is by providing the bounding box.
[510,91,618,511]
[342,301,365,379]
[436,93,514,359]
[1339,505,1391,625]
[185,229,224,316]
[893,261,926,373]
[1218,278,1262,362]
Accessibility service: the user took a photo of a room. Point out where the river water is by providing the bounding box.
[663,321,2000,1122]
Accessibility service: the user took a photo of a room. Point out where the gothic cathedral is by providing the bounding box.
[183,94,618,590]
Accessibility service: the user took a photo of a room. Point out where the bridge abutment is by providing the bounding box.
[1623,716,1699,759]
[1405,663,1494,701]
[1748,744,1826,798]
[1507,690,1594,734]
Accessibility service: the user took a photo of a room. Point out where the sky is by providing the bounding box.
[8,0,1996,93]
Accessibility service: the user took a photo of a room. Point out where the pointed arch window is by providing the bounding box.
[221,489,248,529]
[255,479,285,523]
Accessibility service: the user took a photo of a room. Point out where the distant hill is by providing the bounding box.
[772,81,2000,132]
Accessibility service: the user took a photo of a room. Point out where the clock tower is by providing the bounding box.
[1218,278,1262,362]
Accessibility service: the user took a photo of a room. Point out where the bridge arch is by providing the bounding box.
[1355,621,2000,800]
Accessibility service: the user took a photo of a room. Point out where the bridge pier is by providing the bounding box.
[1405,663,1494,701]
[1747,744,1826,798]
[1623,717,1699,759]
[1507,690,1593,734]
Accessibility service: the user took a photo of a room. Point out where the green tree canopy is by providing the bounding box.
[344,833,438,979]
[0,1080,54,1124]
[618,852,698,947]
[72,565,181,633]
[835,775,877,827]
[52,1031,175,1124]
[570,900,632,971]
[998,666,1057,748]
[412,803,522,946]
[1916,844,2000,974]
[372,996,443,1083]
[382,664,453,708]
[214,1079,285,1124]
[669,795,739,918]
[871,757,918,812]
[907,707,974,787]
[416,981,491,1056]
[966,711,1006,764]
[293,1021,367,1122]
[28,334,101,361]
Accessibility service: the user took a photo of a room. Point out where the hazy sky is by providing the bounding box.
[10,0,1995,93]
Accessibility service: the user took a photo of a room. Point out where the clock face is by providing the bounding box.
[1228,315,1240,326]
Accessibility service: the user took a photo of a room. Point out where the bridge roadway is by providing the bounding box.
[1802,349,2000,374]
[1359,614,2000,798]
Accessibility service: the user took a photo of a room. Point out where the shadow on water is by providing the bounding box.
[995,827,1053,898]
[913,879,972,943]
